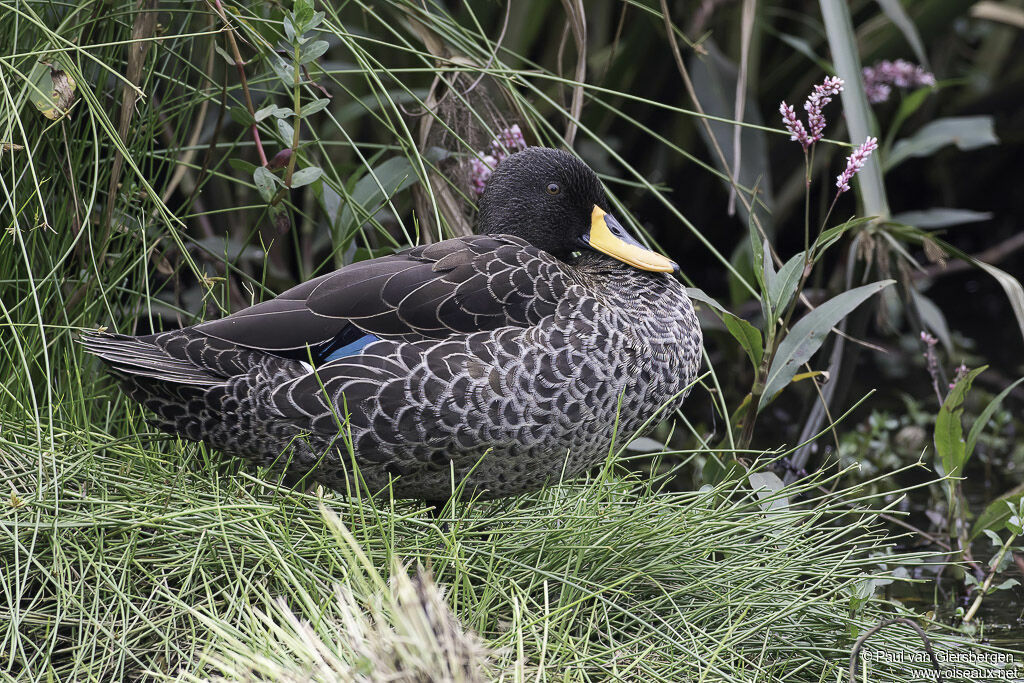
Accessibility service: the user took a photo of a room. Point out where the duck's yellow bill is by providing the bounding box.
[584,206,678,273]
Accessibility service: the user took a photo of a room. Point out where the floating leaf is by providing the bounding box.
[934,366,986,479]
[886,116,999,170]
[759,281,894,411]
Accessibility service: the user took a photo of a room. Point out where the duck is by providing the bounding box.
[82,148,702,501]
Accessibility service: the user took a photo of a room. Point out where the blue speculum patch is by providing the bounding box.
[321,333,379,363]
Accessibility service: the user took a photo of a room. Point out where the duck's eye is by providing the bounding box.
[546,182,561,195]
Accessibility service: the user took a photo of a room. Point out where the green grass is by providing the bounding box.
[1,1,1019,681]
[1,410,1010,681]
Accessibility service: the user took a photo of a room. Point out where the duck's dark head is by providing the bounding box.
[477,147,677,273]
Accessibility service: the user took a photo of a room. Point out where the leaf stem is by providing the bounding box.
[212,0,268,167]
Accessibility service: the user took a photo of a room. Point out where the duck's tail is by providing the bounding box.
[79,332,226,386]
[80,330,307,448]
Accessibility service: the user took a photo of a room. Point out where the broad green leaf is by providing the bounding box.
[289,166,322,188]
[685,288,764,368]
[886,116,999,170]
[768,252,804,314]
[299,40,329,65]
[966,376,1024,462]
[774,32,833,72]
[887,87,934,145]
[277,118,295,143]
[911,289,952,352]
[724,316,764,369]
[927,235,1024,344]
[749,222,765,292]
[253,166,279,202]
[229,106,254,127]
[300,98,330,117]
[813,216,874,256]
[891,208,993,229]
[749,472,788,513]
[759,280,894,411]
[970,489,1024,540]
[255,104,294,121]
[270,54,295,86]
[760,240,776,320]
[934,365,986,479]
[337,156,419,239]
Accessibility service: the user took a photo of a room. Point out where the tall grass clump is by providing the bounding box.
[2,1,1021,680]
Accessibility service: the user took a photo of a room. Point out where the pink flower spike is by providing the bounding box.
[861,59,935,104]
[836,136,879,193]
[804,76,844,144]
[780,102,810,149]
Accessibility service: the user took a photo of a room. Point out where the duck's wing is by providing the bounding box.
[194,235,575,356]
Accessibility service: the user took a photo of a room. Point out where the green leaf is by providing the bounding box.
[289,166,322,188]
[873,0,928,66]
[970,484,1024,540]
[934,365,986,479]
[759,280,894,411]
[228,158,258,177]
[685,288,764,369]
[887,86,934,144]
[337,157,419,239]
[229,106,254,127]
[974,260,1024,344]
[255,104,294,122]
[891,208,993,229]
[253,166,279,202]
[768,252,804,315]
[748,472,788,513]
[886,116,999,170]
[966,376,1024,463]
[724,316,764,369]
[819,0,890,217]
[813,215,873,256]
[292,0,314,33]
[277,118,295,143]
[270,54,294,86]
[299,40,329,65]
[213,44,236,66]
[300,98,330,117]
[911,289,952,353]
